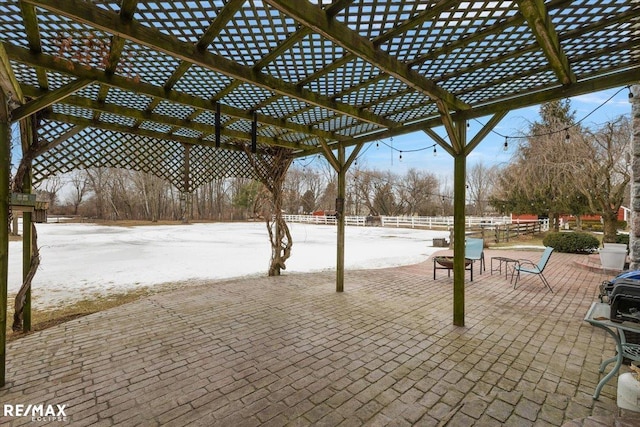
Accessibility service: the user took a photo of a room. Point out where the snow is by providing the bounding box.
[7,221,449,310]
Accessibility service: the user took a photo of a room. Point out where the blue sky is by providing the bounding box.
[332,86,633,181]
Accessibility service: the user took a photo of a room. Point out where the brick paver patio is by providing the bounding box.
[1,249,638,426]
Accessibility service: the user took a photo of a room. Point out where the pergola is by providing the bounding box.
[1,0,639,386]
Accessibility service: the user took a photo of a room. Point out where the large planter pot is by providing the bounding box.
[617,372,640,411]
[600,247,627,270]
[604,243,628,252]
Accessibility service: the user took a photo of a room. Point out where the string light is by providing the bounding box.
[399,150,403,161]
[503,137,508,151]
[433,146,437,156]
[474,85,629,144]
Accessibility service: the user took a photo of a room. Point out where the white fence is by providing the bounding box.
[283,214,548,231]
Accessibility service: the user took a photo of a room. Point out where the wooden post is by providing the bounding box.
[452,131,467,327]
[318,141,362,293]
[20,118,33,332]
[22,216,31,332]
[336,145,346,292]
[0,90,10,387]
[182,144,191,223]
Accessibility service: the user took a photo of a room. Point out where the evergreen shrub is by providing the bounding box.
[542,232,599,254]
[615,233,630,247]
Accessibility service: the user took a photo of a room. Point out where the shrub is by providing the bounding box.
[542,232,599,254]
[615,233,630,247]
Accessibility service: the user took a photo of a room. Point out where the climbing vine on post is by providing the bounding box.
[245,146,294,276]
[12,116,41,331]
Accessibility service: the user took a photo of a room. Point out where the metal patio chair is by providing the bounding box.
[465,238,485,277]
[511,246,554,292]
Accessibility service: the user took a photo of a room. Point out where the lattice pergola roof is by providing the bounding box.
[1,0,639,191]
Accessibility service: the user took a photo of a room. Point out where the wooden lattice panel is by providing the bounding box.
[133,1,228,44]
[37,10,113,70]
[1,2,28,48]
[188,145,266,190]
[172,65,233,100]
[103,87,152,111]
[0,0,637,180]
[32,121,185,189]
[304,58,383,98]
[260,96,309,120]
[212,0,298,67]
[119,42,182,86]
[263,32,347,85]
[9,61,39,87]
[338,77,406,108]
[221,83,275,111]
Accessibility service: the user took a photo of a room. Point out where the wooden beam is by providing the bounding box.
[197,0,245,50]
[11,79,93,122]
[0,43,23,108]
[264,0,468,112]
[318,138,340,172]
[344,143,364,171]
[18,2,48,89]
[307,65,640,156]
[5,43,349,145]
[43,111,274,156]
[32,124,85,158]
[516,0,575,85]
[423,128,455,158]
[436,100,464,154]
[34,92,313,152]
[24,0,396,130]
[457,67,640,120]
[465,111,509,156]
[164,0,245,90]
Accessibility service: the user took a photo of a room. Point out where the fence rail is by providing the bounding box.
[283,214,549,241]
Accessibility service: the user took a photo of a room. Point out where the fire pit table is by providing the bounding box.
[433,256,474,281]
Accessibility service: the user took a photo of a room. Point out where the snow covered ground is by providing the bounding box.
[7,221,449,310]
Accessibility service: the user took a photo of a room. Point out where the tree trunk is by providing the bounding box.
[602,209,619,243]
[552,212,560,232]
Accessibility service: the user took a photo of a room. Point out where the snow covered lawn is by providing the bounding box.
[8,221,449,310]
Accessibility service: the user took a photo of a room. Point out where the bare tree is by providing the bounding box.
[36,175,63,211]
[398,168,439,216]
[283,167,305,214]
[132,171,170,222]
[573,116,631,242]
[66,169,89,215]
[467,162,497,216]
[352,169,382,215]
